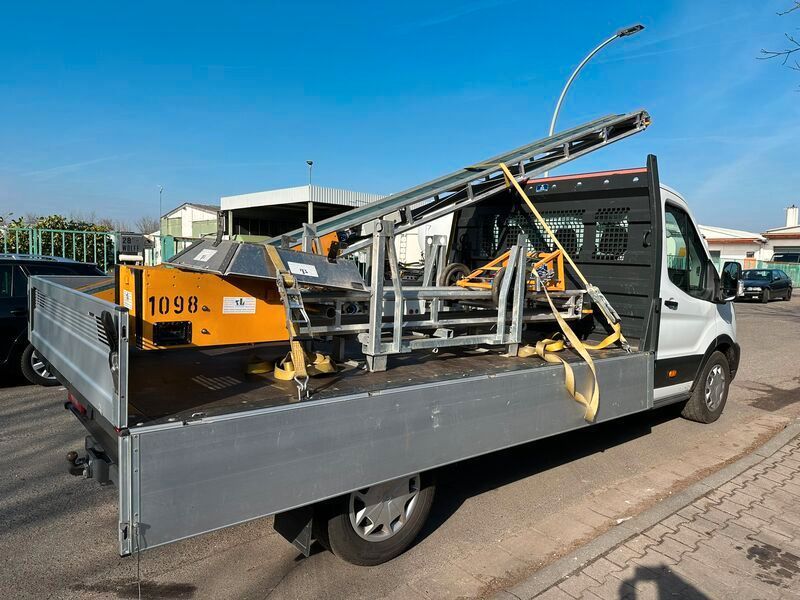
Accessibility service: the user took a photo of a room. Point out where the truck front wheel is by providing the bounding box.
[320,473,435,565]
[681,351,730,424]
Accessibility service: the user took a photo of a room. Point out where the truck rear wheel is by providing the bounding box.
[320,473,435,565]
[681,351,730,424]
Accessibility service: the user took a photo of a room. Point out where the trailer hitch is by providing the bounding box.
[66,443,112,484]
[66,450,88,477]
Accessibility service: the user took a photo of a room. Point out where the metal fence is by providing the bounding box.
[144,235,202,266]
[1,227,117,270]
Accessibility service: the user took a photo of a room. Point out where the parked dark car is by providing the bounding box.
[0,255,105,386]
[738,268,793,303]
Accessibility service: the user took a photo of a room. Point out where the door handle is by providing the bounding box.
[664,299,679,310]
[10,308,28,317]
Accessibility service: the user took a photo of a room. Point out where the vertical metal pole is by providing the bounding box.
[430,238,447,325]
[384,222,404,353]
[508,236,528,355]
[422,237,436,287]
[365,220,388,371]
[495,244,520,340]
[306,160,314,225]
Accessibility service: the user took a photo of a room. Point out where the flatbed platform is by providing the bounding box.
[127,342,632,426]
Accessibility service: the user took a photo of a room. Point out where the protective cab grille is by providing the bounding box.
[592,207,629,261]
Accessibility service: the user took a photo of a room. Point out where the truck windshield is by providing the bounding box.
[742,270,770,280]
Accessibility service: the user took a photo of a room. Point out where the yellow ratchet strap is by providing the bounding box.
[274,351,337,381]
[519,284,600,422]
[498,162,619,421]
[497,162,627,351]
[246,356,273,375]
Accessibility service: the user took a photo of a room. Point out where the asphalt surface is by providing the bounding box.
[1,296,799,600]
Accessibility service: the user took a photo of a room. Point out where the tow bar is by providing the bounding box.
[66,438,113,484]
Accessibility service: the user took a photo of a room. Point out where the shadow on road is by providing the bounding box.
[620,565,710,599]
[737,376,800,412]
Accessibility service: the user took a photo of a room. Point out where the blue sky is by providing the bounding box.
[0,1,798,232]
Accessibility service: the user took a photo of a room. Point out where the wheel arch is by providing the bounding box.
[690,335,740,392]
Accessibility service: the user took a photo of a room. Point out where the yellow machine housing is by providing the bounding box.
[118,265,287,350]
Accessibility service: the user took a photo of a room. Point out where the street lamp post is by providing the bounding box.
[159,186,164,231]
[544,24,644,176]
[306,160,314,224]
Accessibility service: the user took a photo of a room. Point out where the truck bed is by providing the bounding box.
[127,342,632,426]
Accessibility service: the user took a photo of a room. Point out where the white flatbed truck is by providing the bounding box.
[29,129,743,565]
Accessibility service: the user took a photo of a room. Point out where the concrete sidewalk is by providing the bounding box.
[501,423,800,600]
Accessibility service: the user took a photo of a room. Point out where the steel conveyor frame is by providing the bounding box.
[271,110,650,254]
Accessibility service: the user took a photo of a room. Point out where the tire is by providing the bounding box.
[320,473,435,566]
[491,267,506,307]
[785,288,793,301]
[20,344,59,387]
[681,350,730,424]
[760,289,769,303]
[438,263,470,287]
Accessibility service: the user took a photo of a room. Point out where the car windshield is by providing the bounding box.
[742,270,771,280]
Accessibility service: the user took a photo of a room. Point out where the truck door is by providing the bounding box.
[655,199,717,401]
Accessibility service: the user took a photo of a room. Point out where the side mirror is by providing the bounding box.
[720,261,741,302]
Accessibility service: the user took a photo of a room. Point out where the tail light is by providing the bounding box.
[67,392,87,416]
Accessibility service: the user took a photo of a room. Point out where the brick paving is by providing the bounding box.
[527,435,800,599]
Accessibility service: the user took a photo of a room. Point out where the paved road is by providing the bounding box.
[515,429,800,599]
[1,297,799,600]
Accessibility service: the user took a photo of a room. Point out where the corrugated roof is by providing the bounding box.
[699,225,766,242]
[764,224,800,234]
[162,202,219,218]
[220,185,385,211]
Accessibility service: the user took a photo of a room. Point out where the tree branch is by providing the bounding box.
[777,1,800,16]
[759,32,800,65]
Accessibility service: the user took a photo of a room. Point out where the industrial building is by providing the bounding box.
[220,184,452,264]
[700,205,800,266]
[159,202,219,238]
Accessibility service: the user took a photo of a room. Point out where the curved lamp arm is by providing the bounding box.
[543,24,644,177]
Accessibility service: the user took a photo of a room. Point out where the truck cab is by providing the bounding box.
[655,185,739,410]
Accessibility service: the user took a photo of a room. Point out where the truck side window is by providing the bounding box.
[665,204,712,301]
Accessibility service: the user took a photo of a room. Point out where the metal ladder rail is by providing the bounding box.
[269,110,650,252]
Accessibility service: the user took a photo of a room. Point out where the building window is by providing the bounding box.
[746,251,755,258]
